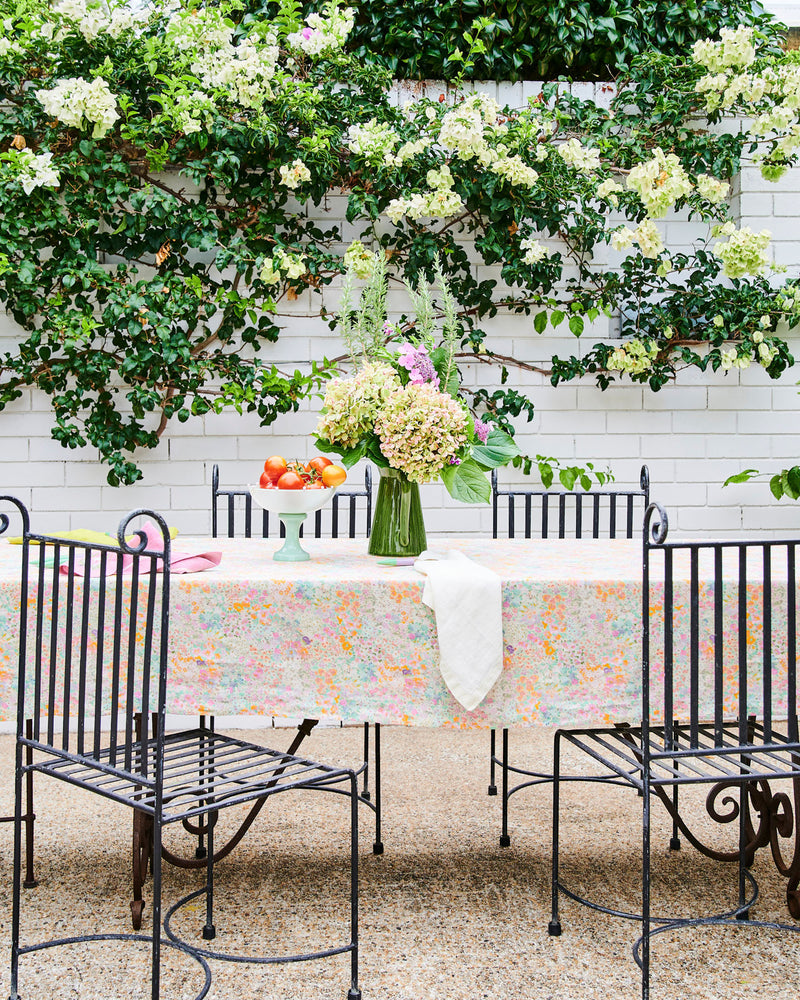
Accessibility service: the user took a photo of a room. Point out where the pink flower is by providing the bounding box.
[302,27,315,40]
[474,418,490,444]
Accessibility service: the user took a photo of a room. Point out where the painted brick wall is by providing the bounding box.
[1,81,799,539]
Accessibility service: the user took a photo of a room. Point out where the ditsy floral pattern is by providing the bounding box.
[0,538,792,729]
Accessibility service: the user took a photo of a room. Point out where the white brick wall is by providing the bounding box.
[2,82,800,540]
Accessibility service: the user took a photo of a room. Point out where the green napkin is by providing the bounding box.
[7,527,180,546]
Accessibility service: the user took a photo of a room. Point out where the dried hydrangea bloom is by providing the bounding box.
[316,362,401,449]
[375,383,468,483]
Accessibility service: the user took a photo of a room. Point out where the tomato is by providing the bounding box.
[263,455,288,484]
[258,471,273,488]
[276,470,305,490]
[306,481,324,489]
[321,464,347,487]
[306,456,333,476]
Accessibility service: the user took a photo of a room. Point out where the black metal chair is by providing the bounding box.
[210,462,383,854]
[549,503,800,997]
[489,465,651,846]
[212,462,373,540]
[3,497,361,1000]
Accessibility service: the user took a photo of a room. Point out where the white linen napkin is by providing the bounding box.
[413,550,503,711]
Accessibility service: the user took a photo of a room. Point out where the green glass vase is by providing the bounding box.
[368,467,427,558]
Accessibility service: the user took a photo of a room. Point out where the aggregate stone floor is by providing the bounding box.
[1,726,799,1000]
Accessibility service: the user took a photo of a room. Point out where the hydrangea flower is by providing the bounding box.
[375,383,468,483]
[316,363,401,449]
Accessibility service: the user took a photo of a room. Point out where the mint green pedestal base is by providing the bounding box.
[273,513,311,562]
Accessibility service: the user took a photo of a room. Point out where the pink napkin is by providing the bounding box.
[59,522,221,576]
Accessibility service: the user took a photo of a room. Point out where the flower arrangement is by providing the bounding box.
[315,254,519,504]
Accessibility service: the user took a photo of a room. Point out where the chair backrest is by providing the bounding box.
[211,463,373,539]
[642,501,799,751]
[1,497,171,779]
[491,465,650,539]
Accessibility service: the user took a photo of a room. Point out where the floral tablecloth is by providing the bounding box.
[0,535,783,728]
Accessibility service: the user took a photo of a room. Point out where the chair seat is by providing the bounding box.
[561,720,800,789]
[30,728,352,823]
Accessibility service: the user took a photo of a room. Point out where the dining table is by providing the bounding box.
[0,532,785,728]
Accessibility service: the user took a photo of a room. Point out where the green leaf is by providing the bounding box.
[441,459,492,504]
[723,469,759,486]
[471,429,521,469]
[533,311,547,334]
[314,436,368,468]
[770,475,785,501]
[550,310,565,328]
[569,315,584,337]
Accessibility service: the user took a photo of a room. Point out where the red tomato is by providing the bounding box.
[258,471,272,488]
[263,455,288,484]
[306,456,333,476]
[276,471,305,490]
[306,481,324,489]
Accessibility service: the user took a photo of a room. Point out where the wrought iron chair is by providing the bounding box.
[3,497,361,1000]
[489,465,651,846]
[549,503,800,997]
[211,462,383,855]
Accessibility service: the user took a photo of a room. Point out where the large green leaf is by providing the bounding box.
[314,436,368,469]
[471,429,521,470]
[441,458,492,504]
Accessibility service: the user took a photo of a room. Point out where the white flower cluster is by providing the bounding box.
[438,93,505,164]
[260,248,306,286]
[168,89,216,136]
[492,148,539,187]
[712,222,771,279]
[346,119,399,165]
[692,27,756,74]
[611,219,665,259]
[384,136,432,167]
[343,240,376,279]
[776,284,800,315]
[626,147,692,219]
[4,148,60,195]
[386,164,465,223]
[36,76,120,138]
[52,0,146,42]
[279,158,311,189]
[595,177,622,206]
[165,8,232,53]
[607,338,659,375]
[719,347,751,371]
[287,4,354,58]
[0,20,24,57]
[556,138,602,174]
[520,236,548,266]
[695,173,729,203]
[191,32,280,109]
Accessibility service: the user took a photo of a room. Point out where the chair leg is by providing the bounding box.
[151,813,163,1000]
[202,819,216,941]
[348,772,361,1000]
[9,738,24,1000]
[373,723,383,855]
[499,728,511,847]
[548,731,562,937]
[22,718,37,888]
[488,728,498,795]
[641,776,651,1000]
[361,722,371,801]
